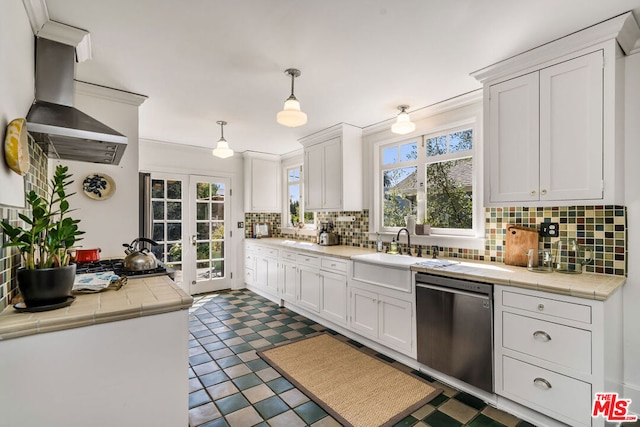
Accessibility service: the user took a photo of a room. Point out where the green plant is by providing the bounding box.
[0,165,84,269]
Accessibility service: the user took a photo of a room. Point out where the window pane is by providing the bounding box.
[211,203,224,220]
[167,180,181,199]
[426,157,473,229]
[289,183,300,226]
[197,223,209,240]
[167,222,181,241]
[167,243,182,262]
[382,147,398,165]
[288,167,300,182]
[400,142,418,161]
[151,180,164,198]
[196,183,210,199]
[153,223,164,241]
[167,202,181,220]
[450,130,473,153]
[213,183,225,201]
[383,166,417,227]
[197,242,209,260]
[304,212,315,224]
[426,136,447,157]
[152,201,164,220]
[197,203,208,220]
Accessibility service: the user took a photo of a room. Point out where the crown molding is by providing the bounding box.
[22,0,48,34]
[471,11,640,83]
[75,81,148,106]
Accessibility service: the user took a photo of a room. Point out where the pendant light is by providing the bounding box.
[391,105,416,135]
[277,68,307,127]
[212,120,234,159]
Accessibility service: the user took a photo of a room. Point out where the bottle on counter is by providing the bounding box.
[389,238,398,254]
[376,233,383,252]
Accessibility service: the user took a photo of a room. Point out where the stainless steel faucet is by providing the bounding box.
[396,228,411,256]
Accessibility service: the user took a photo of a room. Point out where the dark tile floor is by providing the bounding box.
[188,289,533,427]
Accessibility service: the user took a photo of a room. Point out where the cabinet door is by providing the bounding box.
[489,72,540,202]
[322,137,342,210]
[539,51,603,201]
[319,270,347,325]
[379,294,413,353]
[280,261,298,303]
[255,256,268,290]
[298,265,320,312]
[350,287,378,340]
[265,257,279,295]
[248,158,280,212]
[304,145,324,210]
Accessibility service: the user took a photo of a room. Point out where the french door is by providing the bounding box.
[148,173,231,295]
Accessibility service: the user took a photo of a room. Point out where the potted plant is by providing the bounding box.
[0,165,84,307]
[415,219,431,236]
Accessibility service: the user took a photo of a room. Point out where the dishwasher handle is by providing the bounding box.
[416,282,491,300]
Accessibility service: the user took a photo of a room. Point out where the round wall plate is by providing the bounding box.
[82,173,116,200]
[4,118,30,175]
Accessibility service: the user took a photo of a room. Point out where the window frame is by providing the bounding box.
[281,160,316,233]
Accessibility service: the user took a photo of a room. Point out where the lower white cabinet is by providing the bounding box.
[350,286,413,355]
[298,264,321,312]
[494,285,622,427]
[320,269,348,326]
[279,260,298,303]
[254,248,279,296]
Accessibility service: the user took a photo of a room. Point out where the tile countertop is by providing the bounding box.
[248,238,626,300]
[0,275,193,341]
[411,258,626,301]
[246,237,374,259]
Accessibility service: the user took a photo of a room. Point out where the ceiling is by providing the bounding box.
[44,0,640,156]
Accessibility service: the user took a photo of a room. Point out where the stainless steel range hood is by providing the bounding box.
[26,38,127,165]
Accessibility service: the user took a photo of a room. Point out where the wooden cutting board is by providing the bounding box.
[505,225,539,266]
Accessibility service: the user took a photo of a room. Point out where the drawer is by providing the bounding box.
[256,246,279,258]
[502,290,591,324]
[297,253,321,267]
[281,250,297,261]
[244,268,254,285]
[321,257,347,273]
[502,312,591,373]
[245,252,256,267]
[501,356,591,426]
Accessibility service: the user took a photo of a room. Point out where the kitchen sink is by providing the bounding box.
[350,252,422,269]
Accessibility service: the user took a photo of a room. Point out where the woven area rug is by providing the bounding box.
[257,333,442,427]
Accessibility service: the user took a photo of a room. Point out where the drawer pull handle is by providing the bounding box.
[537,303,544,311]
[533,377,552,390]
[533,331,552,342]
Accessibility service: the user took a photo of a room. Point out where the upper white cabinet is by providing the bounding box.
[300,123,363,211]
[473,12,640,207]
[243,152,281,212]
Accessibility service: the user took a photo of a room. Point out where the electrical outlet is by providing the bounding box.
[539,222,559,237]
[237,222,244,229]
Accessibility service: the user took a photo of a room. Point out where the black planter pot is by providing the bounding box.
[17,264,76,307]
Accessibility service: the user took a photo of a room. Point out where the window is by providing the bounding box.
[286,165,314,228]
[379,127,476,236]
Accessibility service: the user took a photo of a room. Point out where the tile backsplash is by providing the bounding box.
[0,140,49,310]
[245,205,627,276]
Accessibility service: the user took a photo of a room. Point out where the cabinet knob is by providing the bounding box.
[533,377,552,390]
[537,303,544,311]
[541,189,547,195]
[533,330,552,342]
[530,190,536,196]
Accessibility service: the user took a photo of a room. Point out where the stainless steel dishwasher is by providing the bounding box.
[415,272,494,393]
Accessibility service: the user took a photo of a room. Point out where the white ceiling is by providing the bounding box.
[44,0,640,156]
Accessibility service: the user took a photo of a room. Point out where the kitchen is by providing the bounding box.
[1,1,640,426]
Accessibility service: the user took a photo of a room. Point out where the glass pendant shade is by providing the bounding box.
[212,138,233,158]
[212,120,234,159]
[391,105,416,135]
[277,96,307,127]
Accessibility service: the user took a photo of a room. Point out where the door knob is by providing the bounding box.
[191,235,197,246]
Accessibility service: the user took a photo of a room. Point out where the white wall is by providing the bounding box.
[624,51,640,412]
[48,83,145,259]
[0,0,34,207]
[139,139,245,290]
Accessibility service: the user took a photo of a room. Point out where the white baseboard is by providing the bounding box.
[624,382,640,416]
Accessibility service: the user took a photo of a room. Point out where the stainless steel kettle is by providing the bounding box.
[123,238,159,271]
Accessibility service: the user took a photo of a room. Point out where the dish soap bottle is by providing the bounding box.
[376,233,383,252]
[389,238,398,254]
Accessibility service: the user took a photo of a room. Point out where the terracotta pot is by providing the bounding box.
[17,264,76,307]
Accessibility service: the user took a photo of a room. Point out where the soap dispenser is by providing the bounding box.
[389,238,398,254]
[376,233,383,252]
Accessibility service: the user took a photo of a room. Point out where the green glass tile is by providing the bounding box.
[294,401,328,425]
[296,327,317,335]
[190,353,213,366]
[200,370,229,387]
[429,393,449,407]
[266,377,294,393]
[273,325,293,333]
[393,415,418,427]
[251,324,269,332]
[217,355,242,368]
[265,334,289,344]
[423,410,462,427]
[246,358,270,372]
[242,333,263,342]
[454,391,486,410]
[189,389,211,409]
[253,395,288,419]
[215,392,250,415]
[232,373,262,390]
[229,343,253,354]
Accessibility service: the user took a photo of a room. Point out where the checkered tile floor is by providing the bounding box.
[188,289,534,427]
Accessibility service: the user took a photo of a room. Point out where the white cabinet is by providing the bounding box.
[244,244,257,286]
[243,152,281,212]
[300,123,363,211]
[494,285,623,427]
[254,246,279,296]
[279,250,298,303]
[319,259,348,326]
[487,51,603,204]
[350,287,413,354]
[297,254,321,313]
[472,14,638,207]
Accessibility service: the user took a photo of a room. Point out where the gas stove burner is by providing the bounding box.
[74,258,171,279]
